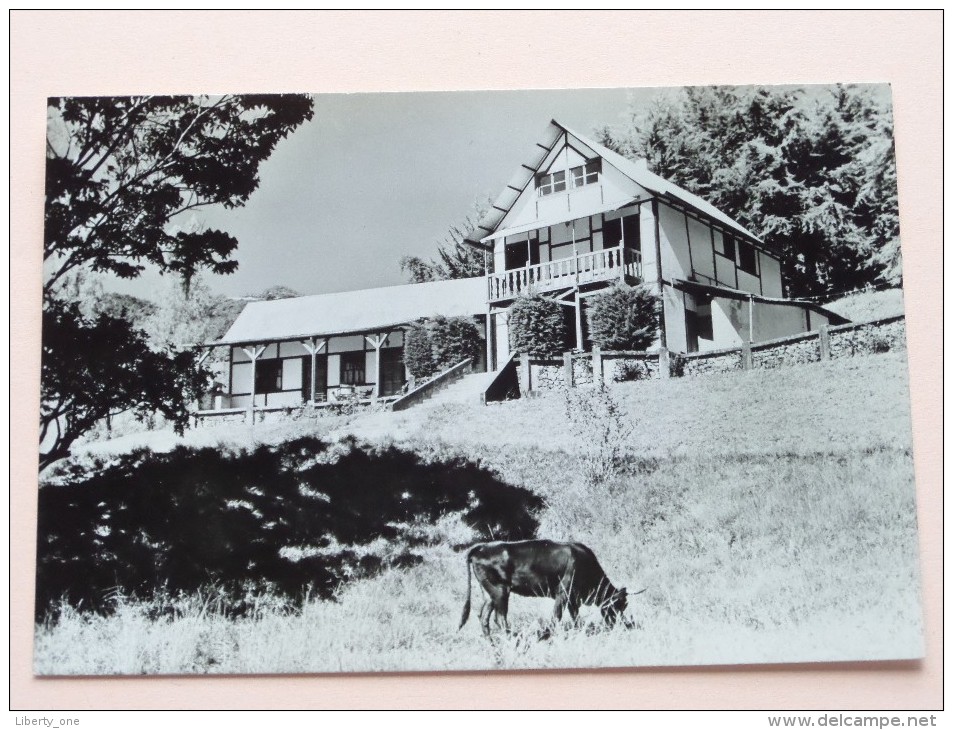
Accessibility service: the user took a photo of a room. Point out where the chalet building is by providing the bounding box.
[464,120,845,370]
[201,119,843,414]
[204,277,487,411]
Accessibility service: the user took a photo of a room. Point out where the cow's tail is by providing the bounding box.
[459,550,473,630]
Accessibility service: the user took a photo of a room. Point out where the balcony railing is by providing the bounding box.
[487,245,641,302]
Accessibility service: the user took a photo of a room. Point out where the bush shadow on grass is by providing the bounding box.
[36,436,543,618]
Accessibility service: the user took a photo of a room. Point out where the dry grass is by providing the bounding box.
[825,287,906,322]
[35,352,923,675]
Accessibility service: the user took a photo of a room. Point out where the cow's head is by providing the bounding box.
[601,587,628,624]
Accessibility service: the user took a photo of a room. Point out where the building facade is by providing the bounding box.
[205,277,487,412]
[465,120,844,370]
[203,119,844,414]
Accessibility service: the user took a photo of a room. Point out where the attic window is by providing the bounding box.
[570,159,601,188]
[536,170,566,196]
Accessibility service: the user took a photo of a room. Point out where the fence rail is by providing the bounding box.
[487,245,640,301]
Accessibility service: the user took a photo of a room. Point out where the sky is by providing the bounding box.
[125,87,662,300]
[102,83,890,301]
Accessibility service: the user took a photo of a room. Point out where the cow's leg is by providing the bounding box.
[480,584,506,637]
[552,594,566,626]
[494,588,511,633]
[478,600,493,637]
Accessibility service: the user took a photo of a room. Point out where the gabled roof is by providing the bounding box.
[215,277,487,346]
[465,119,764,247]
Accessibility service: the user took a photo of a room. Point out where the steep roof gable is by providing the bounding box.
[465,119,763,247]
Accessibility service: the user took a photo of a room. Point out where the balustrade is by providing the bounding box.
[487,245,641,301]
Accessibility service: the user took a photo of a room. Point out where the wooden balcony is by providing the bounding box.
[487,245,641,302]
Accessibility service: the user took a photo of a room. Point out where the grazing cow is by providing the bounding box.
[459,539,638,636]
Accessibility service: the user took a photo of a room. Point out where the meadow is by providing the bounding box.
[33,350,923,675]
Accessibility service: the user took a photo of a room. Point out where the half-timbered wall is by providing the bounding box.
[228,331,406,407]
[655,200,783,298]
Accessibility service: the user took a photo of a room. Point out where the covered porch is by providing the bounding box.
[195,328,406,421]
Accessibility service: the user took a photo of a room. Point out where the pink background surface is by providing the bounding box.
[10,10,942,709]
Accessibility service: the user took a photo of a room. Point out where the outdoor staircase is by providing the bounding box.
[417,371,496,407]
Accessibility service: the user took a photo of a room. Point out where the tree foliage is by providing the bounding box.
[40,299,209,471]
[587,283,660,351]
[402,316,483,380]
[40,94,313,469]
[508,295,570,358]
[252,285,302,301]
[400,199,490,282]
[143,275,246,350]
[44,94,314,294]
[596,85,900,297]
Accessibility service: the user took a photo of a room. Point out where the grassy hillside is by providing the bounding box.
[825,287,906,322]
[34,352,922,674]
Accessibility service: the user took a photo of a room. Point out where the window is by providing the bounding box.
[536,159,601,196]
[718,234,736,261]
[340,351,366,385]
[602,214,640,251]
[254,359,282,394]
[570,159,601,188]
[536,170,566,196]
[737,241,758,275]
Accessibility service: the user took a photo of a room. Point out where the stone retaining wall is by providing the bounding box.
[751,332,820,370]
[516,315,906,392]
[829,316,906,359]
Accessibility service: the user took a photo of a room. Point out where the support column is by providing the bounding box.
[574,289,583,351]
[592,346,603,386]
[365,333,389,400]
[486,308,494,372]
[241,345,266,424]
[748,294,755,343]
[302,337,328,404]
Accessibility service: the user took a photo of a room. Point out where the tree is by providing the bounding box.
[40,299,208,471]
[41,94,313,468]
[598,85,900,297]
[44,94,314,294]
[143,275,244,350]
[400,198,490,282]
[253,285,301,301]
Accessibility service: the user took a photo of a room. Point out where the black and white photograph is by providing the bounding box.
[34,84,923,676]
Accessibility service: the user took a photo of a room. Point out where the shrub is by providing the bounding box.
[403,316,482,380]
[587,283,660,351]
[35,437,543,617]
[508,294,569,358]
[564,385,633,486]
[613,359,651,382]
[403,320,435,379]
[428,315,483,372]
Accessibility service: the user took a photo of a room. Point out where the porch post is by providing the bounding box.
[365,333,388,400]
[485,307,494,372]
[574,289,584,351]
[241,345,266,424]
[302,337,328,404]
[748,294,754,343]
